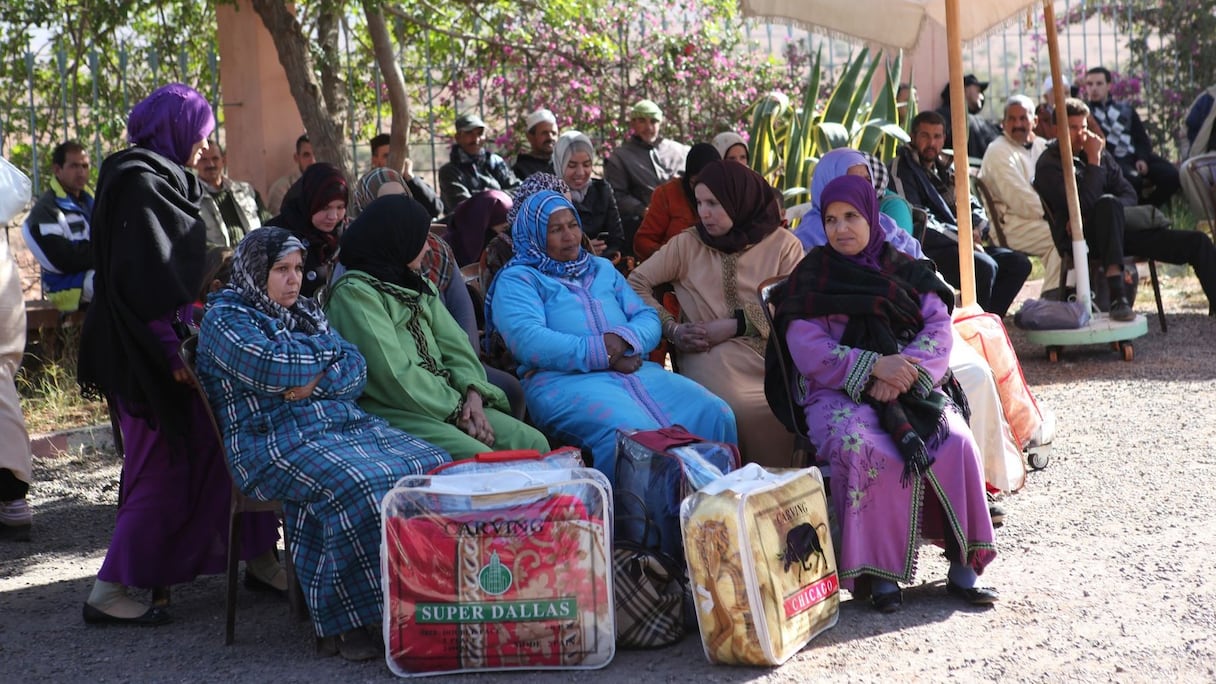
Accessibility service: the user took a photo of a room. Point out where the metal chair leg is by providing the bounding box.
[1147,259,1167,333]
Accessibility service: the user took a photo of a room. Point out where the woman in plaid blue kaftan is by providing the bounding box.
[485,191,736,482]
[196,227,449,641]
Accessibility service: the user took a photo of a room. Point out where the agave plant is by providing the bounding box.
[747,46,911,206]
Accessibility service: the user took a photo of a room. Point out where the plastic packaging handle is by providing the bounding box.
[473,449,543,463]
[414,468,549,495]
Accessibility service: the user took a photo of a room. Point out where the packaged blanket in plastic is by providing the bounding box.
[381,467,614,677]
[681,464,839,666]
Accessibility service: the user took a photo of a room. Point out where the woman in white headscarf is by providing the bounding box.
[712,131,749,165]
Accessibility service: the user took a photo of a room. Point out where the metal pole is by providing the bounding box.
[27,50,39,194]
[90,50,101,164]
[423,30,438,190]
[58,47,70,143]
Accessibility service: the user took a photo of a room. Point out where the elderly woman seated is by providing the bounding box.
[628,160,803,467]
[771,175,997,614]
[325,195,550,458]
[196,227,449,661]
[487,190,737,480]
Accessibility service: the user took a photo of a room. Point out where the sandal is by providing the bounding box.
[151,587,171,608]
[870,589,903,614]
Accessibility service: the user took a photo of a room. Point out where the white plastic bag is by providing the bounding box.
[0,157,32,226]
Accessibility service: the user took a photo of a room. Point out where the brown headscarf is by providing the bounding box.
[692,160,781,254]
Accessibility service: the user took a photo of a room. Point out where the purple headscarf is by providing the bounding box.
[446,189,513,266]
[126,83,215,166]
[819,175,887,271]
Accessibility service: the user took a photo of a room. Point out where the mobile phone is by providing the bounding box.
[595,232,610,241]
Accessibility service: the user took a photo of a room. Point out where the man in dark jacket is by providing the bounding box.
[890,111,1031,318]
[936,74,1002,163]
[603,99,689,249]
[1084,66,1179,207]
[1035,98,1216,318]
[369,133,443,219]
[22,140,94,311]
[437,113,519,215]
[512,108,557,180]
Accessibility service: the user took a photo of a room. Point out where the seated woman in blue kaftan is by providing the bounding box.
[486,190,737,480]
[772,176,996,614]
[196,227,449,659]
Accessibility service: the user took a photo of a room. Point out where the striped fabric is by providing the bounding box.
[197,289,450,637]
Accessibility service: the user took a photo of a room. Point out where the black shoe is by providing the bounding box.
[945,581,999,606]
[245,569,288,597]
[1110,298,1135,322]
[870,589,903,614]
[336,627,380,661]
[82,602,172,626]
[0,522,30,542]
[987,492,1006,528]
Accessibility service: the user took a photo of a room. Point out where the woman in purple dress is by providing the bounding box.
[772,175,997,613]
[77,83,281,625]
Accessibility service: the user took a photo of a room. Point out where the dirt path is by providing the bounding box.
[3,274,1215,683]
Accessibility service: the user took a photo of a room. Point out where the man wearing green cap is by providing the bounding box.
[438,112,519,214]
[604,99,690,255]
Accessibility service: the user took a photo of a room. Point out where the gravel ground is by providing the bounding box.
[2,273,1215,683]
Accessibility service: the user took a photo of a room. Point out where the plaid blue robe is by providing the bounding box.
[197,289,449,637]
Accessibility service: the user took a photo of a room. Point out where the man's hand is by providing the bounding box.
[401,157,414,181]
[1081,128,1105,164]
[1135,159,1148,175]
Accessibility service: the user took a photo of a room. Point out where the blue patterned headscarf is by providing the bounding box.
[507,190,591,279]
[482,190,590,353]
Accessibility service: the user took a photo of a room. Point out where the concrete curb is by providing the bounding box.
[29,423,115,459]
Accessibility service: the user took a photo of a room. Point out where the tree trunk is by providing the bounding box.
[364,2,412,174]
[249,0,353,177]
[315,5,349,130]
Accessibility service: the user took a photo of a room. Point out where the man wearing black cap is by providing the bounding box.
[936,74,1002,162]
[437,112,519,214]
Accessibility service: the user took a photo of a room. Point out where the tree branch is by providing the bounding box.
[249,0,352,175]
[383,2,604,76]
[363,2,412,171]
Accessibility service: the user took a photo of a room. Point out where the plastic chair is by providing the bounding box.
[178,335,307,644]
[756,276,823,485]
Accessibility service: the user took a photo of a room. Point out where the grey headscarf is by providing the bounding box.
[553,130,596,202]
[229,226,329,335]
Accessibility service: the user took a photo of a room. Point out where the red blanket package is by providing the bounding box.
[381,469,614,676]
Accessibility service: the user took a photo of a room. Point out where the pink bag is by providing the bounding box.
[953,309,1043,449]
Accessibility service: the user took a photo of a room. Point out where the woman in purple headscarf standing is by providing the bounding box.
[78,83,281,626]
[770,175,997,614]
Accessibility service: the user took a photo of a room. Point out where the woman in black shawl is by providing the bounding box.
[771,175,997,613]
[268,162,349,298]
[78,84,280,626]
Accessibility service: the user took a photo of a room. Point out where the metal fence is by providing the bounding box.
[3,2,1158,196]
